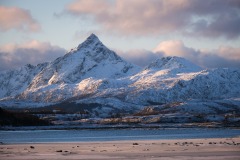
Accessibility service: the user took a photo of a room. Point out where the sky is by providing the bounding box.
[0,0,240,71]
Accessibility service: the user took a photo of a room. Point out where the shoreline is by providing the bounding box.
[1,138,240,160]
[2,136,240,145]
[1,122,240,131]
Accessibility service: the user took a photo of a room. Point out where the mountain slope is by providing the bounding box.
[27,34,140,90]
[145,56,202,72]
[127,68,240,104]
[0,63,48,98]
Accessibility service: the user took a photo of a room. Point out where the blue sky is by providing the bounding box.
[0,0,240,70]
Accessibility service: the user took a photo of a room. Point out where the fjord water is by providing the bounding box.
[0,128,239,144]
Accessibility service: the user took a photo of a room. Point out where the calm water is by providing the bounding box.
[0,128,239,144]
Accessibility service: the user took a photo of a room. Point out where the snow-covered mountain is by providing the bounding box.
[145,56,202,72]
[0,63,48,98]
[0,34,240,118]
[0,34,140,102]
[27,34,140,90]
[127,67,240,105]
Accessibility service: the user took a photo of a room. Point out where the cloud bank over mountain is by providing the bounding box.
[153,40,240,68]
[1,38,239,71]
[0,41,66,71]
[116,40,240,68]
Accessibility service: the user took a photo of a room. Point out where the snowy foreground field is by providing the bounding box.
[1,138,239,160]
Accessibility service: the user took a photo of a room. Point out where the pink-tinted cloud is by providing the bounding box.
[66,0,240,39]
[0,6,41,32]
[153,40,199,60]
[218,46,240,61]
[154,40,240,68]
[0,41,66,71]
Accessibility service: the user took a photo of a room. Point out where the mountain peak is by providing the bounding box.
[145,56,202,73]
[22,33,141,90]
[88,33,98,39]
[85,33,99,43]
[77,33,102,50]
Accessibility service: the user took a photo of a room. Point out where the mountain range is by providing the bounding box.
[0,34,240,119]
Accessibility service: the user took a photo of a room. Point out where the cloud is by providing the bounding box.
[116,49,159,67]
[153,40,200,60]
[154,40,240,68]
[0,39,238,72]
[218,46,240,61]
[0,41,66,71]
[65,0,240,39]
[0,6,41,32]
